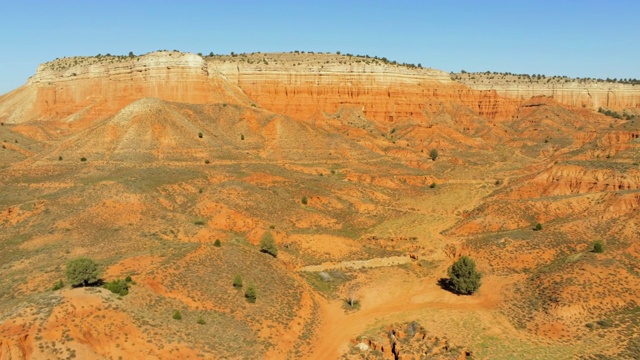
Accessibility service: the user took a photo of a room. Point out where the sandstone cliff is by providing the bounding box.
[454,72,640,111]
[0,51,249,125]
[0,52,521,126]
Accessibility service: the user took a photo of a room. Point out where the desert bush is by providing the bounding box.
[204,160,210,164]
[198,132,203,138]
[429,149,439,161]
[52,280,64,291]
[533,223,543,231]
[104,279,129,296]
[429,182,436,188]
[245,283,257,303]
[259,231,278,257]
[240,134,245,140]
[194,220,205,225]
[447,256,482,295]
[301,196,308,205]
[58,156,62,161]
[197,316,206,325]
[233,274,243,288]
[593,240,605,253]
[172,310,182,320]
[80,157,87,162]
[214,239,221,247]
[66,258,100,287]
[125,275,133,282]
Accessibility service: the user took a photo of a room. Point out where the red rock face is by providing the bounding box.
[211,61,520,123]
[0,52,248,125]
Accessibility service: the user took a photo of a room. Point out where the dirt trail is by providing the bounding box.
[298,255,411,272]
[307,182,499,359]
[308,272,506,359]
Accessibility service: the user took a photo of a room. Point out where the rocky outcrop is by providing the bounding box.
[209,55,519,122]
[348,322,470,360]
[0,52,249,124]
[454,73,640,111]
[0,52,523,126]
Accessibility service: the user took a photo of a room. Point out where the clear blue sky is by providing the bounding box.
[1,0,639,95]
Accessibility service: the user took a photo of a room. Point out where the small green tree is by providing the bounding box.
[593,240,605,253]
[66,258,100,287]
[245,283,257,303]
[429,149,439,161]
[198,132,203,139]
[214,239,221,247]
[429,182,436,188]
[197,316,206,325]
[172,310,182,320]
[233,274,243,288]
[534,223,543,231]
[259,231,278,257]
[447,256,482,295]
[301,196,308,205]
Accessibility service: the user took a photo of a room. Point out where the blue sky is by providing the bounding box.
[1,0,639,94]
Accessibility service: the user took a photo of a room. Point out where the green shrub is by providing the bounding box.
[66,258,100,287]
[259,231,278,257]
[172,310,182,320]
[58,156,62,161]
[301,196,308,205]
[240,134,245,140]
[593,240,605,253]
[198,132,203,138]
[429,182,436,188]
[533,223,543,231]
[80,157,87,162]
[214,239,221,247]
[125,275,132,282]
[194,220,205,226]
[269,224,276,229]
[197,316,206,325]
[104,279,129,296]
[429,149,438,161]
[52,280,64,291]
[447,256,482,295]
[233,274,243,288]
[204,160,210,164]
[245,283,257,303]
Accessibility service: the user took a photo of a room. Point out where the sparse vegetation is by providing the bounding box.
[245,282,257,303]
[301,196,308,205]
[446,256,482,295]
[198,132,203,138]
[233,274,243,288]
[429,182,436,189]
[104,279,129,296]
[172,310,182,320]
[214,239,221,247]
[80,157,87,162]
[66,258,100,287]
[593,240,605,253]
[197,316,206,325]
[533,223,543,231]
[259,231,278,257]
[429,149,438,161]
[52,280,64,291]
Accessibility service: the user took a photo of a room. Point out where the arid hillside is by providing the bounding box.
[1,51,639,359]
